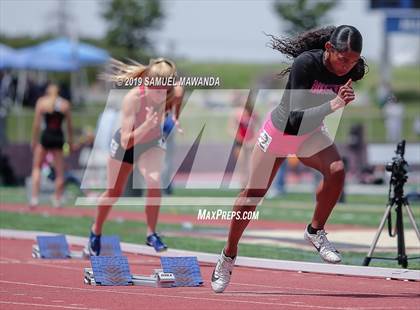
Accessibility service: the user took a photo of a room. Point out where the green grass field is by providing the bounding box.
[1,186,419,270]
[2,187,419,228]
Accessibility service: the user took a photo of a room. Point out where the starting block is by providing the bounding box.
[32,235,72,259]
[33,235,123,259]
[160,256,203,287]
[84,256,175,287]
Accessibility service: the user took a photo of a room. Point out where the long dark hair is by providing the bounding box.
[267,25,368,79]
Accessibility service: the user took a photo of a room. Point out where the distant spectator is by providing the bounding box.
[384,95,404,142]
[413,117,420,138]
[95,104,119,152]
[346,124,367,180]
[267,159,288,198]
[30,82,73,208]
[360,165,385,185]
[377,81,391,109]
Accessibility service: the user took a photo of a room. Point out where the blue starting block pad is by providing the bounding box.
[33,234,123,259]
[99,236,122,256]
[88,256,132,286]
[33,235,71,259]
[84,256,176,287]
[160,257,203,287]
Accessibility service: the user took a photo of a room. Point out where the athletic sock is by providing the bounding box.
[307,224,323,235]
[90,230,101,238]
[223,249,236,260]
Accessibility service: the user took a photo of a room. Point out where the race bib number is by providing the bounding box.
[257,130,272,152]
[110,138,119,157]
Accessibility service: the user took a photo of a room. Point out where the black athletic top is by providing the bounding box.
[40,98,66,149]
[271,49,363,135]
[43,98,65,132]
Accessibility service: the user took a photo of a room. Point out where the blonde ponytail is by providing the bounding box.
[100,57,177,83]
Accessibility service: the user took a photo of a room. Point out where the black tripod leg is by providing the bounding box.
[396,205,408,268]
[363,204,393,266]
[404,203,420,240]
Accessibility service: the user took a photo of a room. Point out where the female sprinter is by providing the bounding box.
[86,58,184,255]
[212,25,367,293]
[30,82,73,208]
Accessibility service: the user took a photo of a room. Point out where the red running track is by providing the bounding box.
[0,238,419,310]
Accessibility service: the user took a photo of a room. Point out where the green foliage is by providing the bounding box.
[101,0,163,62]
[273,0,338,34]
[0,34,54,48]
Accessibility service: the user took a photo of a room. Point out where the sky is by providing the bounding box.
[0,0,419,63]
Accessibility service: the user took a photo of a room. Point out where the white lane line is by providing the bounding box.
[0,301,102,310]
[0,258,83,272]
[230,281,420,295]
[0,280,416,310]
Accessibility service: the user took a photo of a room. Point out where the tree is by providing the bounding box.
[102,0,164,61]
[273,0,338,34]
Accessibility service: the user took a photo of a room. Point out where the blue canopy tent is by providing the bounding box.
[1,37,110,106]
[12,47,80,71]
[40,37,109,65]
[0,43,17,69]
[18,37,109,69]
[1,43,78,71]
[2,37,109,71]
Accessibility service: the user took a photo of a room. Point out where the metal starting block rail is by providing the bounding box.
[84,268,175,287]
[83,256,175,287]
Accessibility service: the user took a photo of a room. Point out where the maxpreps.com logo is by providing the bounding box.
[197,209,259,221]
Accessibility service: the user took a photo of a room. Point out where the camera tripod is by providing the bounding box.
[364,140,420,268]
[363,194,420,268]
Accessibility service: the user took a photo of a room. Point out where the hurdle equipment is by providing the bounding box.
[160,256,203,287]
[84,256,175,287]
